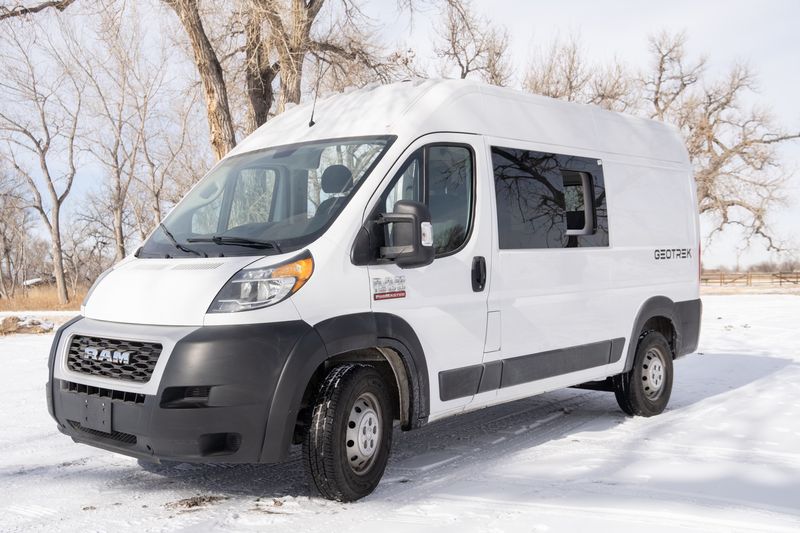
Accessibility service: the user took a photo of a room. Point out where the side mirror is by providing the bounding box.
[378,200,435,268]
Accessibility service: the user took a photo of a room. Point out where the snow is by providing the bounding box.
[0,311,78,317]
[1,295,799,532]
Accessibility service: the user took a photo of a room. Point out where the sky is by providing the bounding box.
[371,0,800,268]
[17,1,798,270]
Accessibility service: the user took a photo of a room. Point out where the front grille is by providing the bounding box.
[67,335,162,382]
[62,380,146,404]
[68,420,137,446]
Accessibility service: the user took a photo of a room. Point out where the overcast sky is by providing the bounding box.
[374,0,800,268]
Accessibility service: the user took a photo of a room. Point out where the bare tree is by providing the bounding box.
[137,95,200,228]
[523,35,634,112]
[0,22,83,304]
[242,6,279,129]
[642,31,705,122]
[0,0,74,21]
[61,219,112,296]
[641,32,800,249]
[163,0,237,160]
[524,35,590,102]
[161,107,215,203]
[311,27,423,93]
[587,60,636,112]
[169,0,413,139]
[434,0,511,85]
[166,0,375,146]
[127,90,212,243]
[0,171,32,299]
[483,28,511,87]
[62,8,149,261]
[253,0,325,111]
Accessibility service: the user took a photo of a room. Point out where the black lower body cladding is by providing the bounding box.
[675,298,702,355]
[50,320,316,464]
[48,312,430,464]
[623,297,703,372]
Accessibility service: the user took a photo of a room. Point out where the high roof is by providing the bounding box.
[229,79,688,165]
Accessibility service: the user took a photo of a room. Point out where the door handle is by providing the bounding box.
[472,256,486,292]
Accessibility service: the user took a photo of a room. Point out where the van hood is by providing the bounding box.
[82,256,260,326]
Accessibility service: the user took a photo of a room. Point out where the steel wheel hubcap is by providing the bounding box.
[345,392,381,474]
[642,347,667,400]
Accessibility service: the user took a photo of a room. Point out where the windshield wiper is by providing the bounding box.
[187,235,282,253]
[159,223,206,257]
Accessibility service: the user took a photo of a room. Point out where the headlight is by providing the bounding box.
[208,252,314,313]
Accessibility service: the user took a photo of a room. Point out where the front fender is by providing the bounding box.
[259,312,429,462]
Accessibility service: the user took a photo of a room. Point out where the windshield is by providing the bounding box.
[139,136,394,258]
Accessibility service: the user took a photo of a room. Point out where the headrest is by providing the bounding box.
[321,165,353,194]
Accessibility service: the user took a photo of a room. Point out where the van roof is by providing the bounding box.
[230,79,688,165]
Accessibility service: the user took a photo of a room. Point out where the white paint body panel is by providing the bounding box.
[83,255,303,327]
[74,79,699,424]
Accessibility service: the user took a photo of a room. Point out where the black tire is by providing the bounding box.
[613,331,674,417]
[303,363,393,502]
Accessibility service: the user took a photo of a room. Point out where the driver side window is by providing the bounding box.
[381,150,422,212]
[379,144,474,256]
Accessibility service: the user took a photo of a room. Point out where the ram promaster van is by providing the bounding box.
[47,79,701,501]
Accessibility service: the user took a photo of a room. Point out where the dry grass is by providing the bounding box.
[0,286,85,312]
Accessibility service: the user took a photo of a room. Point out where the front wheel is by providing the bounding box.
[303,363,393,502]
[613,331,674,417]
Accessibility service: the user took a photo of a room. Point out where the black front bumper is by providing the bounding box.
[48,319,315,464]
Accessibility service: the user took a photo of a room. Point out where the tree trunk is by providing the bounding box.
[0,255,10,300]
[245,14,277,130]
[50,205,69,304]
[16,243,25,298]
[152,194,163,226]
[113,207,126,262]
[165,0,236,160]
[280,59,303,110]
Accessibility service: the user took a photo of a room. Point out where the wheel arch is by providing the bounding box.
[259,312,429,463]
[624,296,680,372]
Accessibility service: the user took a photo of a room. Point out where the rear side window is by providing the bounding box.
[491,147,608,249]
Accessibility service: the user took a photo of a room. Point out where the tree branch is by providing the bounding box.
[0,0,75,21]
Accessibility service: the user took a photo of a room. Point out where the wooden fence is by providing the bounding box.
[701,272,800,287]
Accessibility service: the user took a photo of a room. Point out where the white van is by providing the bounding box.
[47,79,701,501]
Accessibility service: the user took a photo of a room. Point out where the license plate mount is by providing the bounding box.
[82,396,112,434]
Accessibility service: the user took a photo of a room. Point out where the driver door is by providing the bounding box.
[366,134,492,418]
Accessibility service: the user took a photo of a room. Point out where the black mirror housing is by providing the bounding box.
[378,200,435,268]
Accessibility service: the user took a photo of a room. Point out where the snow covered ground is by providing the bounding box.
[1,295,799,532]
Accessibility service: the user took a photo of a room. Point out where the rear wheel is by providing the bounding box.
[303,363,393,502]
[613,331,673,417]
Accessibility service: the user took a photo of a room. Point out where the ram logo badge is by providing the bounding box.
[83,347,133,364]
